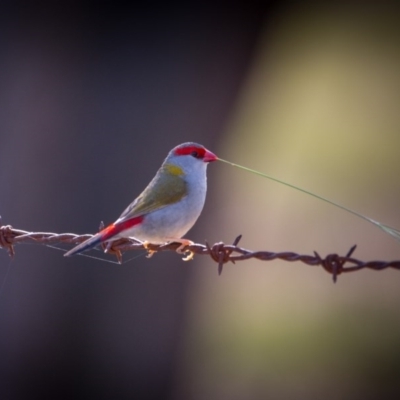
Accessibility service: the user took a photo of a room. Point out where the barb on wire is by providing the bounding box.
[1,222,400,282]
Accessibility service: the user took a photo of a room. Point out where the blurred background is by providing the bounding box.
[1,2,400,399]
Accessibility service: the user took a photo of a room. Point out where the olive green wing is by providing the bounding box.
[116,168,187,222]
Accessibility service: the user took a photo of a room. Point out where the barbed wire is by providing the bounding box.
[1,222,400,282]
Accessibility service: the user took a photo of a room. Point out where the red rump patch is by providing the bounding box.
[100,216,144,241]
[174,145,206,158]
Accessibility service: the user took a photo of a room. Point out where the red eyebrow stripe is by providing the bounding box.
[174,145,206,157]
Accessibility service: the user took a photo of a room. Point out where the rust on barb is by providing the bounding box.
[206,234,242,275]
[1,222,400,282]
[0,223,16,258]
[314,245,358,283]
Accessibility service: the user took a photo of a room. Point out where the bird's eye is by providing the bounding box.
[191,151,199,158]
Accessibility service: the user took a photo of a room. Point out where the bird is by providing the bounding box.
[64,142,217,260]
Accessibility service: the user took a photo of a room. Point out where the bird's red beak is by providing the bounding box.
[203,149,218,163]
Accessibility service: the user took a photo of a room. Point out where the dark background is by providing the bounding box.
[2,2,400,400]
[0,2,274,399]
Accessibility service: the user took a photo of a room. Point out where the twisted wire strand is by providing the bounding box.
[1,223,400,282]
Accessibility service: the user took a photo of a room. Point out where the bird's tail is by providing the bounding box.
[64,231,106,257]
[64,216,144,257]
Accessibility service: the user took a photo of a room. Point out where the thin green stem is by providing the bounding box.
[218,157,400,242]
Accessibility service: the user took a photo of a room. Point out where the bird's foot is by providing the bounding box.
[142,241,158,258]
[143,239,194,261]
[174,239,194,261]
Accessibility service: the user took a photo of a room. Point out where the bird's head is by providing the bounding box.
[163,142,217,176]
[172,142,217,163]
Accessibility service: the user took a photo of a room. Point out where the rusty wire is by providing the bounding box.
[1,222,400,282]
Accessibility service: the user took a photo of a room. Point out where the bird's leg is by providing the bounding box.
[143,239,194,261]
[171,238,194,261]
[141,241,157,258]
[174,238,194,253]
